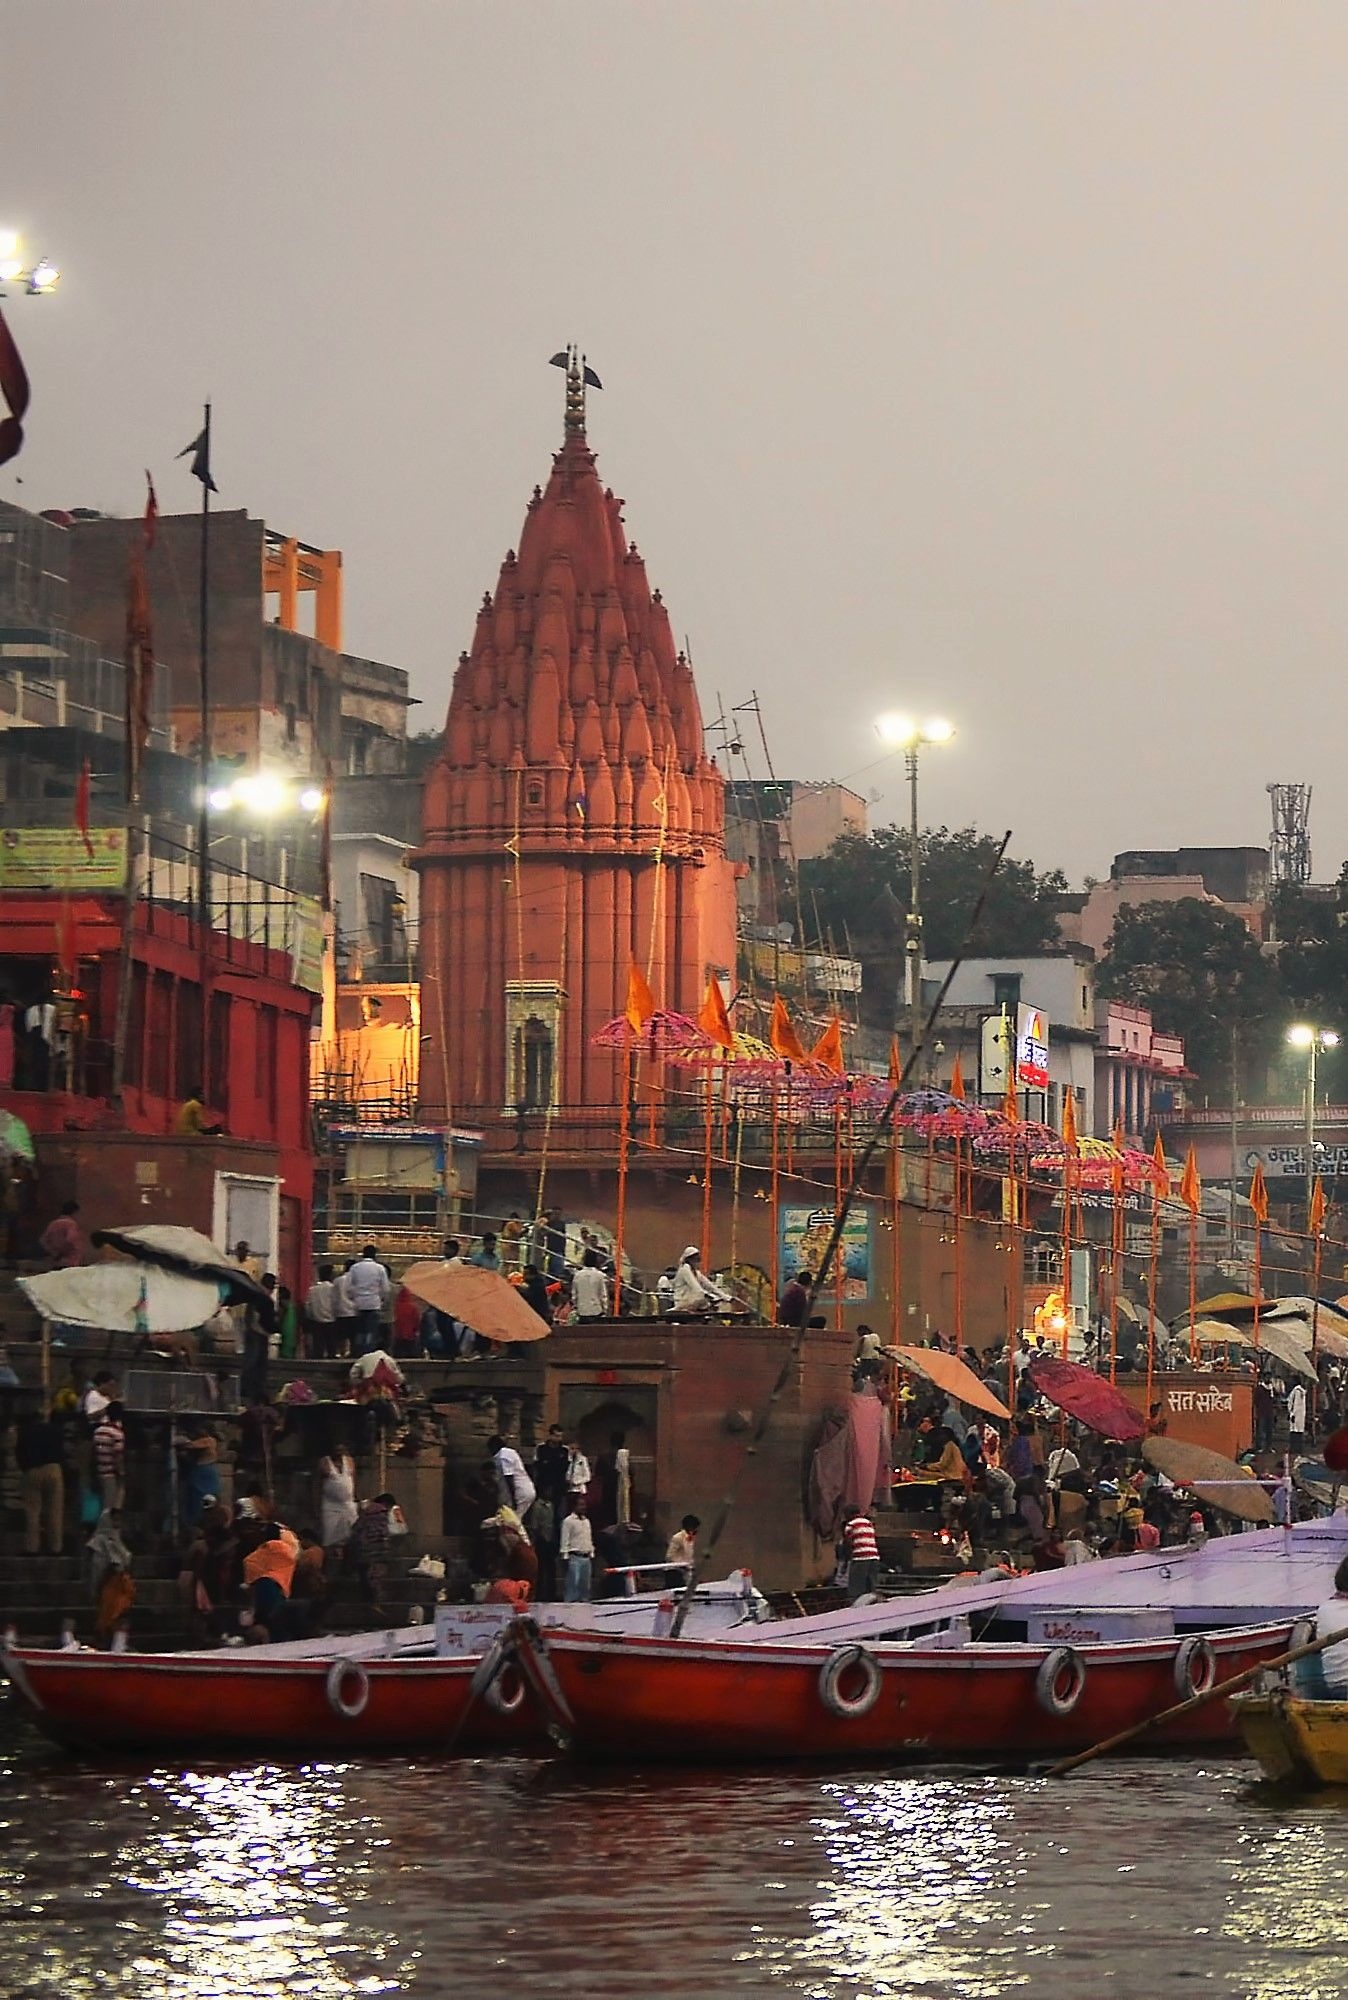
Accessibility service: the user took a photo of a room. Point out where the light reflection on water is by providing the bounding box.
[2,1699,1347,1999]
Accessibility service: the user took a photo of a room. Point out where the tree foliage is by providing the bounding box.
[1095,898,1280,1089]
[799,825,1069,1025]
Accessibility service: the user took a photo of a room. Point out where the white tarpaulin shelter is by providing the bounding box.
[19,1263,222,1334]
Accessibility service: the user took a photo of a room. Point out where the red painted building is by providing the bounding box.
[415,352,738,1144]
[1,886,316,1287]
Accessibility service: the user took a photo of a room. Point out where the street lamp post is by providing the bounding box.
[1287,1023,1339,1266]
[876,715,954,1066]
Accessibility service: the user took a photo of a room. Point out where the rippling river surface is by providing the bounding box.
[3,1703,1347,2000]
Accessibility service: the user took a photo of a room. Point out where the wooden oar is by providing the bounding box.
[1045,1624,1344,1779]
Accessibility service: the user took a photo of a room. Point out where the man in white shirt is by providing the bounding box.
[305,1264,338,1359]
[571,1250,610,1321]
[560,1495,595,1601]
[566,1440,591,1497]
[666,1513,700,1565]
[671,1245,729,1317]
[489,1432,537,1520]
[1287,1381,1309,1449]
[345,1245,391,1356]
[1302,1555,1348,1698]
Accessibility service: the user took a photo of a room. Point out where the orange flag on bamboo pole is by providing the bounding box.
[949,1053,966,1100]
[810,1015,845,1077]
[1061,1089,1078,1150]
[1179,1144,1201,1216]
[624,962,656,1036]
[1310,1175,1327,1237]
[888,1037,901,1086]
[1151,1133,1169,1194]
[697,975,735,1053]
[769,996,808,1064]
[1003,1074,1019,1125]
[1249,1160,1269,1225]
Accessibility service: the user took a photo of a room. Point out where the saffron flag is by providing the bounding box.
[1151,1132,1169,1194]
[1249,1160,1269,1226]
[1111,1118,1125,1154]
[0,305,30,467]
[124,474,157,803]
[769,996,808,1064]
[1003,1075,1019,1125]
[625,962,656,1037]
[1179,1144,1201,1216]
[810,1015,845,1077]
[1310,1175,1327,1238]
[74,756,93,857]
[1061,1088,1078,1150]
[888,1037,901,1086]
[698,975,735,1053]
[949,1053,966,1100]
[55,901,77,989]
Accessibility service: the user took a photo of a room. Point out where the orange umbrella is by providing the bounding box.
[400,1262,552,1343]
[886,1344,1011,1420]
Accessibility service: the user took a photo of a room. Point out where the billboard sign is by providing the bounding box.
[0,826,128,892]
[1015,1003,1050,1089]
[778,1202,873,1303]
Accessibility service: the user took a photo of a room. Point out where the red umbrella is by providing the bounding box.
[1026,1355,1146,1442]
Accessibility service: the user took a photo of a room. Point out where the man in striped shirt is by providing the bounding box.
[842,1509,881,1602]
[92,1403,126,1513]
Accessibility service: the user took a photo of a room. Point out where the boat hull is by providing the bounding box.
[1234,1690,1348,1787]
[520,1623,1294,1763]
[2,1646,542,1756]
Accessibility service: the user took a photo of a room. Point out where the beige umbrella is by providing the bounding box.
[400,1261,551,1343]
[1143,1436,1275,1524]
[1191,1320,1254,1348]
[1252,1323,1323,1382]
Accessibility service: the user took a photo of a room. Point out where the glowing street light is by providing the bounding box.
[0,229,60,296]
[875,713,956,1061]
[1287,1024,1340,1249]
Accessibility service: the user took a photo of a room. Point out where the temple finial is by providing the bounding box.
[550,345,601,439]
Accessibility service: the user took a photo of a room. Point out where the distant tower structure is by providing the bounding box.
[1268,781,1312,886]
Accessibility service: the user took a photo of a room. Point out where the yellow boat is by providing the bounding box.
[1234,1690,1348,1787]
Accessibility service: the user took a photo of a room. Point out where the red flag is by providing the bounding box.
[949,1053,966,1100]
[810,1015,845,1077]
[769,996,808,1064]
[0,305,30,467]
[1179,1144,1201,1217]
[1249,1161,1269,1226]
[625,962,656,1036]
[74,756,93,857]
[697,975,735,1053]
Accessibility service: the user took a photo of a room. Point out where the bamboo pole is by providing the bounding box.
[1145,1171,1161,1416]
[701,1064,714,1263]
[613,1049,631,1315]
[769,1078,781,1303]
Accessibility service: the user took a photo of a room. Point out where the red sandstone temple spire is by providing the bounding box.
[414,358,738,1135]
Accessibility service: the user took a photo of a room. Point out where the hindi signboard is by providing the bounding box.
[1015,1002,1050,1089]
[0,827,128,892]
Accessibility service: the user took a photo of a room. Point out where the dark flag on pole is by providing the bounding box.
[177,425,217,492]
[124,473,158,802]
[0,305,30,466]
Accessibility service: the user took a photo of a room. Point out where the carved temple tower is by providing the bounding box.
[415,354,738,1150]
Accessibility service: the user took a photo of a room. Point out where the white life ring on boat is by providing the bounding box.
[484,1660,528,1717]
[1035,1647,1086,1717]
[1173,1636,1217,1700]
[326,1659,371,1720]
[818,1646,883,1720]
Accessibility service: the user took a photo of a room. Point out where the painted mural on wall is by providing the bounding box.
[777,1204,873,1302]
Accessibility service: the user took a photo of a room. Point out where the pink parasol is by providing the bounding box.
[590,1008,708,1054]
[1026,1355,1146,1441]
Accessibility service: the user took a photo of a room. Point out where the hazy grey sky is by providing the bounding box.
[9,3,1348,880]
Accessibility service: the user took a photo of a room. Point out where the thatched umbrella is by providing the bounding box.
[1142,1436,1275,1524]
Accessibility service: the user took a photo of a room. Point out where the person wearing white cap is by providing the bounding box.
[671,1245,729,1316]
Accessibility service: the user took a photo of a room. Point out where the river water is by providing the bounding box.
[2,1702,1346,1999]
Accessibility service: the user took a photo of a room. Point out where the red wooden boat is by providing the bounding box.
[509,1618,1295,1763]
[0,1637,541,1756]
